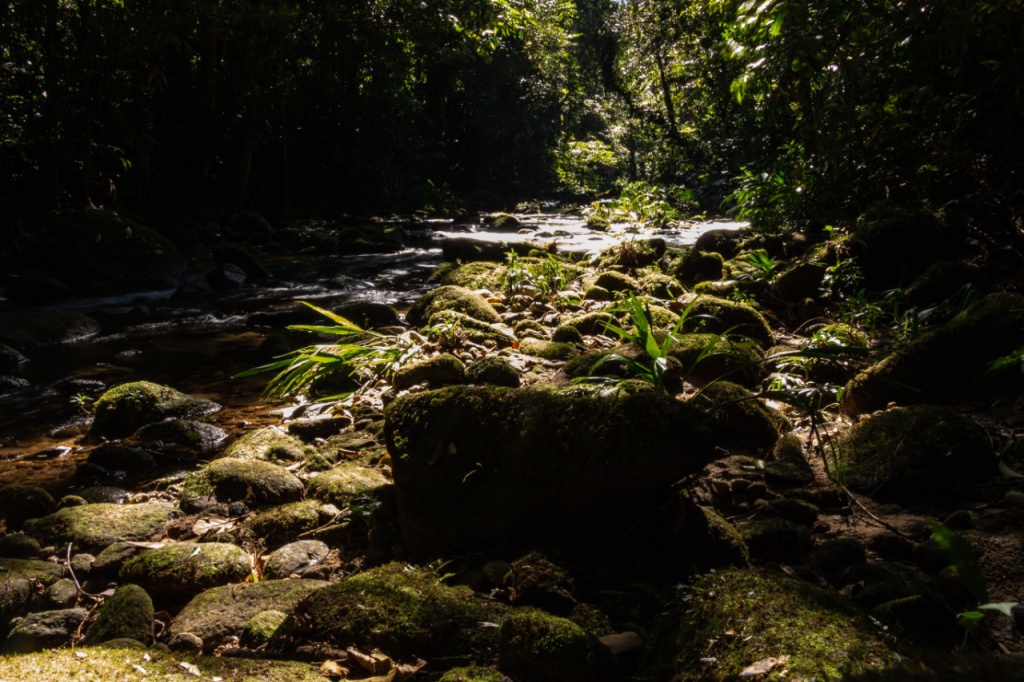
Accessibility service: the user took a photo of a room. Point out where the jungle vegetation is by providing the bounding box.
[1,0,1021,236]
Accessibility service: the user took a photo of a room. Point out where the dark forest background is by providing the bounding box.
[1,0,1022,236]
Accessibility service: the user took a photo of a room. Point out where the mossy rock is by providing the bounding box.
[439,667,505,682]
[244,500,325,548]
[439,261,506,290]
[518,338,578,361]
[514,319,549,339]
[0,577,32,625]
[83,584,154,645]
[739,518,812,563]
[642,273,686,300]
[385,385,718,556]
[466,356,521,387]
[667,334,765,387]
[844,654,1024,681]
[682,295,774,347]
[654,568,897,681]
[0,311,100,353]
[842,293,1024,416]
[0,558,64,586]
[2,607,88,653]
[23,502,179,553]
[133,419,228,455]
[120,542,252,606]
[393,353,466,390]
[694,381,787,447]
[591,270,640,294]
[222,426,309,463]
[483,212,521,231]
[334,301,400,328]
[0,533,41,559]
[0,484,56,530]
[561,311,614,336]
[837,405,996,502]
[675,250,725,283]
[504,552,577,614]
[773,262,826,302]
[550,325,584,345]
[90,381,221,439]
[239,609,289,649]
[406,285,501,325]
[675,501,750,571]
[694,228,742,259]
[904,260,982,307]
[306,461,390,506]
[281,563,508,660]
[170,579,329,652]
[599,238,666,269]
[263,540,330,580]
[0,646,328,680]
[203,458,305,506]
[498,609,619,682]
[425,311,517,348]
[86,444,158,473]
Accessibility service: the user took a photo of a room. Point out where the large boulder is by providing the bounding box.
[23,502,179,552]
[262,540,331,580]
[170,579,329,652]
[276,563,508,660]
[667,334,765,388]
[222,426,308,463]
[2,608,88,653]
[197,458,305,506]
[0,311,100,353]
[0,559,63,587]
[837,405,996,502]
[682,295,774,347]
[843,293,1024,415]
[89,381,221,439]
[0,484,56,530]
[406,285,501,325]
[385,385,718,556]
[306,462,390,506]
[498,609,619,682]
[119,542,252,606]
[649,568,897,681]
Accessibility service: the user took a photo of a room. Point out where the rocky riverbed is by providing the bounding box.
[0,206,1022,681]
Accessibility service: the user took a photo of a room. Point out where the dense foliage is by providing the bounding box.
[1,0,1021,229]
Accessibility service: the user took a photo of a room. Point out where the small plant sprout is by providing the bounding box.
[70,393,94,415]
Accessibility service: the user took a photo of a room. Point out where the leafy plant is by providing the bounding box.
[236,302,420,401]
[743,251,779,282]
[69,393,94,416]
[500,251,568,300]
[987,346,1024,376]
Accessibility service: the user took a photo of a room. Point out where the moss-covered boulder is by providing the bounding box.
[23,502,179,552]
[0,534,41,559]
[262,540,330,580]
[642,273,686,300]
[393,353,466,390]
[498,609,619,682]
[244,500,325,547]
[674,501,749,571]
[518,337,578,361]
[504,553,577,614]
[119,542,252,606]
[171,579,329,652]
[0,646,328,680]
[82,584,154,645]
[133,419,229,455]
[407,285,501,325]
[439,261,506,290]
[90,381,221,439]
[675,250,725,283]
[682,295,774,347]
[837,405,996,502]
[653,568,897,681]
[773,262,826,302]
[843,293,1024,415]
[425,311,517,348]
[306,461,390,506]
[694,381,787,447]
[385,385,718,556]
[561,311,615,336]
[694,228,742,259]
[222,426,308,463]
[0,577,32,627]
[466,356,521,387]
[0,484,56,530]
[667,334,765,387]
[239,609,289,649]
[279,563,508,660]
[335,301,400,328]
[591,271,640,294]
[203,458,305,506]
[85,444,158,473]
[0,311,100,352]
[2,607,88,653]
[0,558,63,586]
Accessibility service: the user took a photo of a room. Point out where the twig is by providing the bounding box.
[844,492,915,540]
[65,542,104,601]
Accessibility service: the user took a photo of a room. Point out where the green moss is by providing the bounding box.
[288,563,508,660]
[683,295,774,347]
[90,381,220,438]
[244,500,324,547]
[667,333,765,387]
[0,646,325,681]
[0,484,56,530]
[306,462,390,506]
[591,270,640,293]
[0,558,64,586]
[674,250,725,283]
[83,584,154,645]
[466,356,521,387]
[440,261,506,290]
[239,609,289,649]
[425,311,516,348]
[406,285,501,325]
[120,542,252,604]
[204,458,305,505]
[693,380,788,446]
[23,502,180,553]
[223,427,309,463]
[438,666,505,682]
[642,272,686,299]
[514,319,548,338]
[498,608,619,682]
[560,311,614,336]
[662,568,897,681]
[518,337,578,361]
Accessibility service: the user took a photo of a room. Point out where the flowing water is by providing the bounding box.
[0,214,743,488]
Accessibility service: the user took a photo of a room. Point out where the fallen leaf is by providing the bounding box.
[319,660,349,679]
[395,658,427,681]
[178,661,201,676]
[74,651,87,659]
[739,656,789,678]
[122,541,168,549]
[192,516,236,537]
[131,664,147,675]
